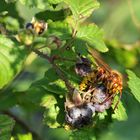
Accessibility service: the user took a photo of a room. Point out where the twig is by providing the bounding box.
[52,55,76,62]
[32,49,74,94]
[72,21,78,37]
[37,45,48,50]
[2,110,43,140]
[32,49,51,62]
[0,24,7,35]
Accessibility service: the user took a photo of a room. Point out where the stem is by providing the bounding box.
[32,49,74,95]
[37,45,48,50]
[32,49,52,62]
[52,55,76,62]
[0,24,7,35]
[72,21,78,37]
[2,110,43,140]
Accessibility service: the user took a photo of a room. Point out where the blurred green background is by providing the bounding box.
[0,0,140,140]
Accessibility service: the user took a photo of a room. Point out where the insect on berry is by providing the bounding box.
[79,48,123,111]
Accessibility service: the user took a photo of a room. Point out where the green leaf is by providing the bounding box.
[27,84,61,128]
[29,67,67,95]
[100,110,140,140]
[75,24,108,53]
[60,65,81,85]
[19,0,48,9]
[43,105,60,128]
[22,86,59,111]
[44,68,59,82]
[48,0,63,4]
[127,70,140,103]
[17,133,32,140]
[3,16,20,32]
[0,35,27,89]
[64,0,100,22]
[46,128,71,140]
[47,21,72,40]
[112,96,127,121]
[36,9,68,22]
[51,49,76,66]
[0,115,15,140]
[22,87,47,105]
[32,77,67,95]
[0,92,17,110]
[70,128,96,140]
[19,0,63,10]
[40,93,57,108]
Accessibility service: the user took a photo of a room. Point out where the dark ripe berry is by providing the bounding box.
[90,85,112,112]
[75,64,92,77]
[94,103,106,112]
[86,103,96,113]
[80,57,91,65]
[75,56,92,77]
[65,104,95,128]
[94,99,112,112]
[92,85,112,112]
[93,85,107,103]
[26,23,34,30]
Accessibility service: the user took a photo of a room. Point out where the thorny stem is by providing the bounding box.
[52,55,75,62]
[32,49,74,95]
[37,45,49,50]
[2,110,43,140]
[72,21,78,37]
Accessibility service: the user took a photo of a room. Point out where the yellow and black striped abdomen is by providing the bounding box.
[79,72,96,91]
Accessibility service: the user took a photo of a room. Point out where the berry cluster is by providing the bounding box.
[65,56,121,128]
[65,85,112,128]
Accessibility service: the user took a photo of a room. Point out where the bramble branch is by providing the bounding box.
[32,49,74,94]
